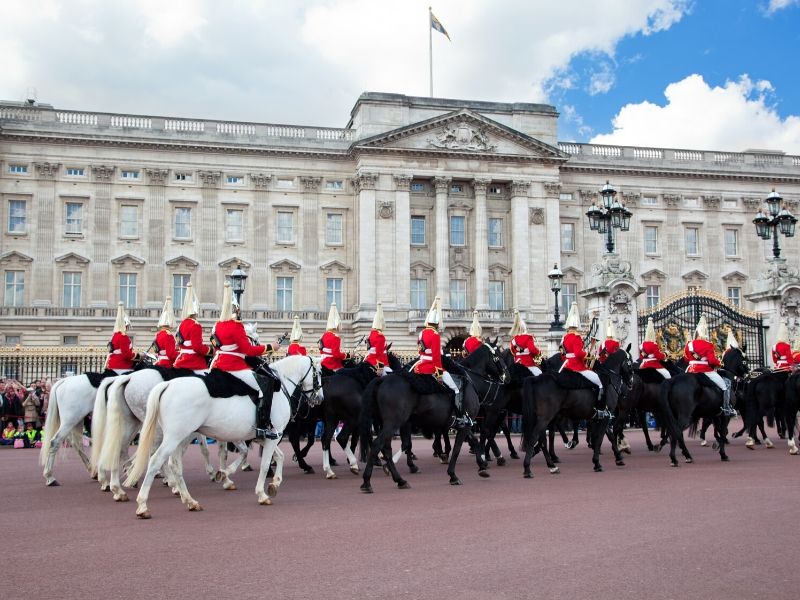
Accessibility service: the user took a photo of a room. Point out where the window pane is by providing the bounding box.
[646,285,660,308]
[277,212,294,243]
[560,222,575,252]
[727,287,741,307]
[326,278,343,308]
[489,281,504,310]
[488,218,503,247]
[276,277,293,310]
[685,227,699,255]
[410,182,425,192]
[119,273,137,308]
[411,216,426,245]
[226,209,243,241]
[559,193,573,201]
[449,279,466,309]
[65,202,83,234]
[450,215,465,246]
[8,200,26,233]
[724,229,738,257]
[326,214,343,245]
[4,271,24,307]
[172,274,190,310]
[120,205,138,237]
[175,207,191,239]
[561,283,577,316]
[644,226,658,254]
[63,272,81,308]
[410,278,427,310]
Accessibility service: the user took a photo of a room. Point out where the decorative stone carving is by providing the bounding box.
[198,170,221,187]
[544,182,561,196]
[319,260,351,274]
[427,121,497,152]
[34,162,61,178]
[607,287,634,342]
[663,194,681,207]
[785,197,799,211]
[703,195,722,209]
[393,174,413,191]
[354,172,378,193]
[145,168,169,185]
[742,197,761,210]
[529,207,545,225]
[578,189,597,205]
[250,173,272,189]
[590,254,634,288]
[300,176,322,191]
[511,180,530,197]
[377,200,394,219]
[781,289,800,341]
[756,258,800,293]
[433,176,452,194]
[473,177,491,194]
[622,191,640,206]
[91,165,115,181]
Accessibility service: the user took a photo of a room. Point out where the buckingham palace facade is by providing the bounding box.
[1,92,799,351]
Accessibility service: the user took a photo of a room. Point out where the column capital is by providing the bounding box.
[300,176,322,191]
[249,173,272,189]
[393,174,413,191]
[543,181,561,197]
[511,180,531,197]
[145,168,169,185]
[433,176,452,193]
[354,171,378,192]
[34,162,61,179]
[198,170,221,187]
[91,164,115,182]
[473,177,492,194]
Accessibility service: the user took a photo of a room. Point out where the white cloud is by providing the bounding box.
[590,74,800,153]
[588,62,616,96]
[766,0,800,14]
[0,0,689,125]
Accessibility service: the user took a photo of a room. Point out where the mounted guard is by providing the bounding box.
[684,315,736,416]
[560,303,608,419]
[106,302,138,375]
[639,317,671,380]
[793,337,800,364]
[365,301,390,375]
[173,283,212,374]
[287,316,307,356]
[209,283,278,440]
[598,319,620,364]
[510,308,542,376]
[319,302,348,374]
[463,310,483,355]
[151,296,178,368]
[771,322,795,372]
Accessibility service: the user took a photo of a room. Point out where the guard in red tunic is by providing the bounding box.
[560,303,607,418]
[510,309,542,376]
[684,315,735,416]
[151,296,178,368]
[319,302,348,373]
[598,319,620,364]
[771,323,795,372]
[639,317,670,379]
[463,310,483,356]
[173,283,212,374]
[793,339,800,365]
[287,315,307,356]
[413,297,468,428]
[106,302,138,374]
[365,301,391,375]
[210,283,277,439]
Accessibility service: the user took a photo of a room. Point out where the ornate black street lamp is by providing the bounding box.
[752,189,797,258]
[229,264,249,307]
[585,181,633,253]
[548,263,564,331]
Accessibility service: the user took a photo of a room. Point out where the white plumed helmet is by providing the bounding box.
[606,318,617,340]
[565,302,581,330]
[644,318,656,342]
[326,302,341,331]
[157,296,176,330]
[218,283,235,322]
[425,296,442,329]
[725,329,739,350]
[113,302,128,334]
[469,310,482,337]
[509,309,527,337]
[290,315,303,342]
[182,282,200,318]
[695,315,709,340]
[372,301,385,331]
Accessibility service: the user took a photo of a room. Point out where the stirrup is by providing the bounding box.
[721,407,737,417]
[593,409,613,421]
[452,415,472,430]
[255,427,279,440]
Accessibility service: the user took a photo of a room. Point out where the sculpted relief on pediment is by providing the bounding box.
[427,121,497,152]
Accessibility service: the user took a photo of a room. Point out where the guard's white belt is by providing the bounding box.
[220,344,238,352]
[182,341,192,347]
[421,348,432,355]
[321,348,333,355]
[689,360,708,365]
[641,357,660,364]
[158,350,167,356]
[565,353,576,358]
[367,348,377,355]
[218,350,246,359]
[111,349,122,355]
[419,355,433,361]
[179,349,196,354]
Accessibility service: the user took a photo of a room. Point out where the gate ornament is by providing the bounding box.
[428,121,497,152]
[656,322,690,361]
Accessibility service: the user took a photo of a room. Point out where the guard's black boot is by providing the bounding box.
[254,390,278,440]
[721,387,736,417]
[451,387,472,430]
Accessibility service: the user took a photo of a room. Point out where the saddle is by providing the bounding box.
[321,365,337,379]
[635,368,668,385]
[85,370,117,388]
[200,370,262,399]
[398,370,450,396]
[509,363,533,388]
[145,365,197,381]
[691,372,728,392]
[335,361,378,389]
[550,369,598,391]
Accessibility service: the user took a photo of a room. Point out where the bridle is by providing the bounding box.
[256,357,323,421]
[459,343,508,407]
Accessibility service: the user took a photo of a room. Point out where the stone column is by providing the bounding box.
[355,172,378,309]
[250,173,272,309]
[145,168,168,306]
[433,176,452,308]
[32,162,60,305]
[473,177,491,310]
[198,171,221,305]
[90,164,115,307]
[300,176,322,310]
[393,174,413,309]
[510,180,531,310]
[543,182,562,281]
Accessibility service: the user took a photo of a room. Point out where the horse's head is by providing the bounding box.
[302,356,324,404]
[722,346,748,378]
[541,352,564,373]
[464,343,509,384]
[386,351,404,372]
[243,321,260,345]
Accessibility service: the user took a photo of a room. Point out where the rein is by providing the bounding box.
[256,357,323,422]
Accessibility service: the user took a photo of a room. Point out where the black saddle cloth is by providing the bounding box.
[635,368,668,385]
[550,369,598,391]
[690,372,728,392]
[145,365,197,381]
[749,369,789,383]
[321,365,337,379]
[201,370,259,399]
[335,361,378,389]
[398,370,450,396]
[85,370,117,388]
[509,363,534,387]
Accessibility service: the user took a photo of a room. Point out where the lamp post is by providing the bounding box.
[548,263,564,331]
[585,181,633,253]
[229,264,249,309]
[752,189,797,259]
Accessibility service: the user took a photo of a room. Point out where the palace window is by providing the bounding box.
[8,200,26,234]
[411,216,426,245]
[63,335,79,345]
[723,198,738,209]
[489,185,504,195]
[561,222,575,252]
[174,207,192,239]
[450,184,463,193]
[724,228,738,257]
[559,193,573,201]
[727,287,741,307]
[172,274,190,310]
[276,178,294,189]
[410,182,425,192]
[646,285,660,308]
[326,278,343,309]
[276,277,293,311]
[225,175,244,185]
[62,272,82,308]
[489,281,505,311]
[175,172,193,182]
[225,209,244,242]
[488,218,503,247]
[641,196,657,206]
[684,197,699,208]
[119,205,139,238]
[685,226,700,256]
[450,279,467,310]
[4,271,24,307]
[66,168,85,177]
[561,283,577,316]
[410,278,427,310]
[449,215,465,246]
[326,213,343,245]
[325,180,344,191]
[8,165,27,174]
[4,335,21,346]
[276,211,295,243]
[65,202,83,235]
[644,226,658,255]
[119,273,137,308]
[121,170,140,180]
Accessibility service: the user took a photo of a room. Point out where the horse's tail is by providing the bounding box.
[358,377,382,462]
[124,381,167,487]
[520,378,538,452]
[657,377,682,443]
[687,417,700,439]
[89,376,121,475]
[39,378,64,466]
[96,375,133,473]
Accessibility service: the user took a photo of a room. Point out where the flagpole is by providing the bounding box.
[429,6,433,97]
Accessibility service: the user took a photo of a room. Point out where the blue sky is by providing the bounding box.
[1,0,799,153]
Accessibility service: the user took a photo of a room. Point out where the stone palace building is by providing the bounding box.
[1,92,799,356]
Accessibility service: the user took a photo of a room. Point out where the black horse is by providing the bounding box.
[520,349,633,477]
[358,343,506,491]
[742,368,788,449]
[784,370,800,455]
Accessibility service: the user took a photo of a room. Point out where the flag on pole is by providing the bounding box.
[430,11,451,41]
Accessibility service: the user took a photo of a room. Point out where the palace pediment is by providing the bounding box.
[352,109,567,162]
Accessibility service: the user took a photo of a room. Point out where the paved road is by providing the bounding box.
[3,425,798,600]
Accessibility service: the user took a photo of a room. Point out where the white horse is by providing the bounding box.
[125,355,323,518]
[40,374,116,486]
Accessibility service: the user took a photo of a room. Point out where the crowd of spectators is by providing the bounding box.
[0,378,51,448]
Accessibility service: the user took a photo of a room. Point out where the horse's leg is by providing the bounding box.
[443,429,452,460]
[758,420,773,448]
[446,426,471,485]
[216,441,249,490]
[699,417,711,447]
[198,435,215,478]
[288,424,314,474]
[502,420,520,459]
[641,410,656,451]
[135,436,194,518]
[168,437,204,507]
[255,439,281,504]
[715,415,730,461]
[42,423,81,487]
[400,425,418,474]
[606,427,625,466]
[110,417,140,502]
[321,413,339,479]
[591,418,606,472]
[361,425,387,493]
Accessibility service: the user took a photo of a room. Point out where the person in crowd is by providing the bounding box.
[21,389,41,427]
[1,420,16,445]
[21,422,39,448]
[561,303,608,420]
[639,317,671,379]
[105,302,138,374]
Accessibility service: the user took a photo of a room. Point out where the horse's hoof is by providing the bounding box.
[349,465,360,475]
[496,457,506,467]
[382,465,390,476]
[409,465,419,474]
[114,493,129,502]
[397,480,411,489]
[478,469,490,478]
[700,440,708,447]
[732,431,743,438]
[91,472,98,481]
[568,441,578,449]
[765,439,774,449]
[188,502,203,512]
[593,465,603,472]
[622,447,631,455]
[711,442,719,450]
[615,459,625,467]
[214,471,224,483]
[325,472,337,480]
[410,452,418,460]
[304,467,315,475]
[360,484,373,494]
[241,464,253,472]
[223,482,237,491]
[46,479,60,487]
[685,457,693,464]
[510,452,520,460]
[449,478,462,486]
[258,496,273,505]
[671,462,679,468]
[549,467,560,474]
[523,472,533,479]
[136,509,151,519]
[292,454,298,463]
[789,448,798,455]
[721,455,730,462]
[552,456,561,464]
[267,483,279,498]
